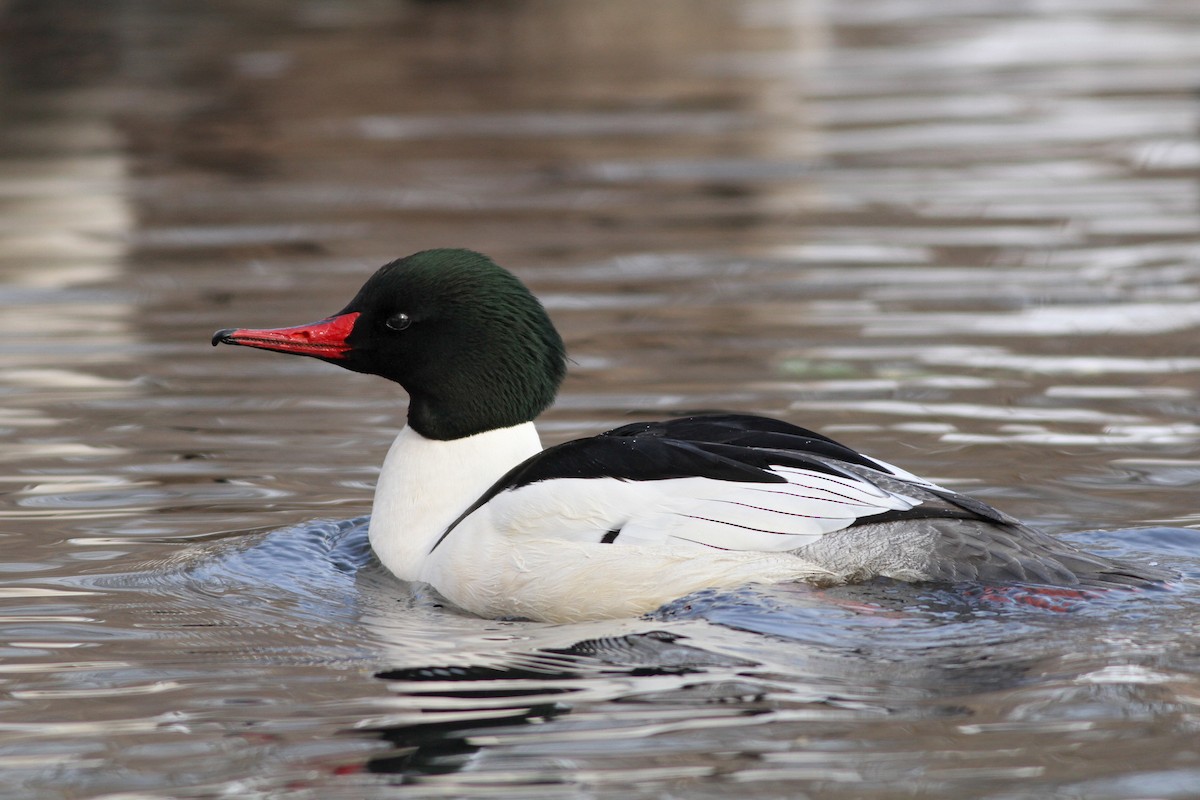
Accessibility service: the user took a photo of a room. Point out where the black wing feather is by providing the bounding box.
[602,414,896,475]
[432,433,793,552]
[429,414,1173,589]
[432,414,917,553]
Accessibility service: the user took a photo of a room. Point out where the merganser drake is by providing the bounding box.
[213,249,1169,622]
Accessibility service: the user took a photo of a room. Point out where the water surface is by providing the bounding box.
[2,1,1200,797]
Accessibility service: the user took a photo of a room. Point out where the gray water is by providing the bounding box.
[3,1,1200,797]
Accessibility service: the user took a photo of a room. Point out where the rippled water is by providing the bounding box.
[3,1,1200,797]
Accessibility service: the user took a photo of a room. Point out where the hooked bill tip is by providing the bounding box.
[212,328,237,346]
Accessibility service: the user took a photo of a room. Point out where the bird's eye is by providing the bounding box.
[386,312,412,331]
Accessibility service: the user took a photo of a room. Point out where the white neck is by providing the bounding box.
[368,422,543,582]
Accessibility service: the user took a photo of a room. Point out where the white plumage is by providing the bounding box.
[365,423,935,622]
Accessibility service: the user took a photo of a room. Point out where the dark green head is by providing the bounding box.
[213,249,567,440]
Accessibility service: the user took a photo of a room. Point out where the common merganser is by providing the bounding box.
[213,249,1168,622]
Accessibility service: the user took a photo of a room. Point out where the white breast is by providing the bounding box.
[368,422,542,582]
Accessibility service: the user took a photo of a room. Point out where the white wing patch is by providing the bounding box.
[475,463,923,554]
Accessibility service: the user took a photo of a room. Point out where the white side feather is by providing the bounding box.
[466,463,923,553]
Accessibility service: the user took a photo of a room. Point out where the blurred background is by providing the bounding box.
[5,0,1200,534]
[3,1,1200,797]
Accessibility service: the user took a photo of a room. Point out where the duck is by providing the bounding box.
[213,248,1169,622]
